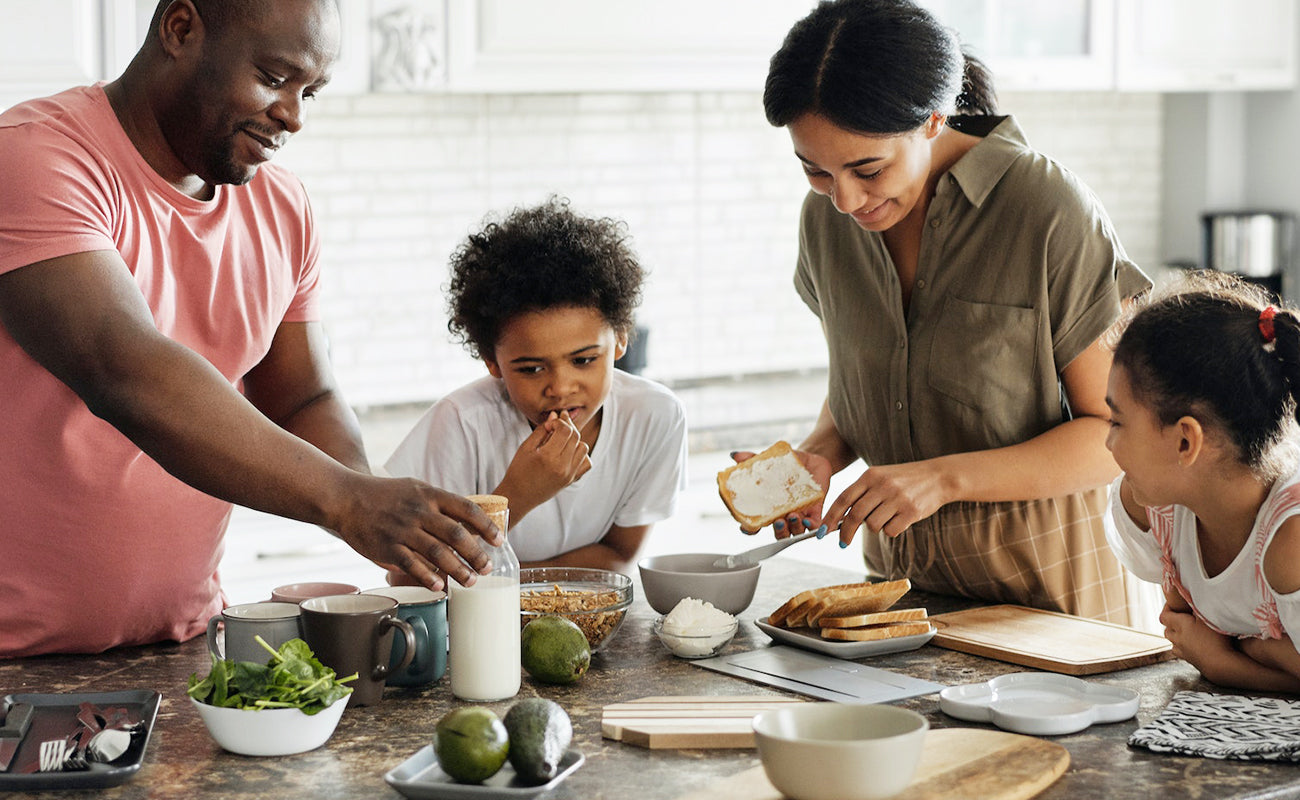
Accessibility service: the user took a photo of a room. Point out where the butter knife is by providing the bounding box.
[0,702,34,772]
[712,529,822,570]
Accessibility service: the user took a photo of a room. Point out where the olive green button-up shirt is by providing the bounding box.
[795,115,1151,469]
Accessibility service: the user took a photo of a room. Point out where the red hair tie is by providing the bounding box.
[1260,306,1278,344]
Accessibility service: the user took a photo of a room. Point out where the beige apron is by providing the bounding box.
[859,486,1130,624]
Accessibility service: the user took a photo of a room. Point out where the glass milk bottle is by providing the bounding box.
[448,494,521,701]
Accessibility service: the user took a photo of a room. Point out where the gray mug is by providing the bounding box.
[206,602,303,663]
[362,586,448,687]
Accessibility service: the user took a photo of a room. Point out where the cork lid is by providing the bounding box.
[466,494,509,515]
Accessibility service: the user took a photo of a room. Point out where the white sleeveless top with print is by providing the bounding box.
[1103,468,1300,643]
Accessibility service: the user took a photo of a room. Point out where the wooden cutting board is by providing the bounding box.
[930,605,1174,675]
[601,695,805,749]
[674,728,1069,800]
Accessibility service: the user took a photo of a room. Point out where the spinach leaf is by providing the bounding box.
[187,636,355,714]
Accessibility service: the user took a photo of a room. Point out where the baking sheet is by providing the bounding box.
[692,645,944,702]
[0,689,160,791]
[754,617,935,659]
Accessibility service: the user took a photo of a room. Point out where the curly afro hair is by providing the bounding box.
[445,196,644,360]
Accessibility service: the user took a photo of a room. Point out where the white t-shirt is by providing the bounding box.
[1104,468,1300,643]
[384,370,688,563]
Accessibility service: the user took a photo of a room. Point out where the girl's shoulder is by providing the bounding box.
[1260,468,1300,594]
[1264,517,1300,595]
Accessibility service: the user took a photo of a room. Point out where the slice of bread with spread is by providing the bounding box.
[716,441,826,534]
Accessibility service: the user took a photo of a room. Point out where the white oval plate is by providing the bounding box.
[939,672,1140,736]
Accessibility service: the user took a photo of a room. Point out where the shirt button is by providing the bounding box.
[895,401,904,411]
[930,219,940,228]
[916,279,926,289]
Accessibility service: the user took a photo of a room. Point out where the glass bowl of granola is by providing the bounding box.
[519,568,633,653]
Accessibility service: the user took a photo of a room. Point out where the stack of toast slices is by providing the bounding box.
[765,579,930,641]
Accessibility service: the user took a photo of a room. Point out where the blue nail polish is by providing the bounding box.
[729,451,739,459]
[839,540,849,549]
[802,518,814,530]
[774,519,785,530]
[815,525,827,539]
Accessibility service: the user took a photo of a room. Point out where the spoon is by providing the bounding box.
[711,528,823,570]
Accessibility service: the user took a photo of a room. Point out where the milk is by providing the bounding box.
[448,574,521,701]
[449,495,521,702]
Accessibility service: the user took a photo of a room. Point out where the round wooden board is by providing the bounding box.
[673,727,1069,800]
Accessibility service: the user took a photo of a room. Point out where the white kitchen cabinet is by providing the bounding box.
[919,0,1116,91]
[0,0,110,108]
[1116,0,1297,91]
[443,0,816,93]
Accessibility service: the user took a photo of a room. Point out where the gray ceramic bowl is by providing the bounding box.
[637,553,761,615]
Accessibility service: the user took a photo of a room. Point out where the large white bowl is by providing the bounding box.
[191,695,348,756]
[753,703,928,800]
[637,553,760,615]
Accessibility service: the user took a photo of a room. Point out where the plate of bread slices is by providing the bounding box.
[755,579,935,659]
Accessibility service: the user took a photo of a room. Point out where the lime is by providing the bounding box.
[434,706,509,783]
[521,616,591,685]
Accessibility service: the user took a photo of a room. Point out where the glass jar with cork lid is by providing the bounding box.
[448,494,521,701]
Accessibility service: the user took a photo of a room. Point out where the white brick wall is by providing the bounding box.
[276,90,1162,410]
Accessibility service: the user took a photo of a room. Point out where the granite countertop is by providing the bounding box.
[2,558,1297,799]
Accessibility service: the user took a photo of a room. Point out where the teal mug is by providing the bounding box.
[362,586,448,687]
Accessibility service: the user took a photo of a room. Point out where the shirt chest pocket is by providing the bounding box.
[926,294,1039,417]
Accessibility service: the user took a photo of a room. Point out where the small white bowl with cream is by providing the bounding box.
[653,598,738,659]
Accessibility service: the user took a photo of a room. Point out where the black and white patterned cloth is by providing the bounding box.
[1129,690,1300,761]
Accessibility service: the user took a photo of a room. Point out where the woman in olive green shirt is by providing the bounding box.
[760,0,1150,622]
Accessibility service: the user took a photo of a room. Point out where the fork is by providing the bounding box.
[36,731,87,772]
[37,738,69,772]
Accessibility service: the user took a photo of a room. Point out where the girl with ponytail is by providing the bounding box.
[752,0,1151,623]
[1106,270,1300,692]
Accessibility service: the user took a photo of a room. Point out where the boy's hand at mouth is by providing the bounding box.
[494,411,593,524]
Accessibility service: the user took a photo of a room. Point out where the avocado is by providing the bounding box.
[503,698,573,784]
[520,616,590,685]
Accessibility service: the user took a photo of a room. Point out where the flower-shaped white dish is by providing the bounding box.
[939,672,1139,736]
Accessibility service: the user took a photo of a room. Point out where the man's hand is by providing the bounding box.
[333,475,501,591]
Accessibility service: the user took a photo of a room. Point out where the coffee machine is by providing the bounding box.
[1201,210,1296,301]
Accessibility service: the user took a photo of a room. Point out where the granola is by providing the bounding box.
[520,584,627,648]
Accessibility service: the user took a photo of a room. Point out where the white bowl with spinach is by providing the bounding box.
[187,637,355,756]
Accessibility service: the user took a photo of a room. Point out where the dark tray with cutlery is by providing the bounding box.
[0,689,161,791]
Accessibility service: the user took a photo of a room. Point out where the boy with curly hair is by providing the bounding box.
[385,197,688,572]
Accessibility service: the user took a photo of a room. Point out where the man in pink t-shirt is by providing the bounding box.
[0,0,501,658]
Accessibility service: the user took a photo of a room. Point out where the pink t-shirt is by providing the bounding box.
[0,86,322,657]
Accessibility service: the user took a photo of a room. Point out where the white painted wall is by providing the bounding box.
[276,89,1164,409]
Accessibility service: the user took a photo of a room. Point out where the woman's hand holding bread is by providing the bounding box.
[721,441,832,537]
